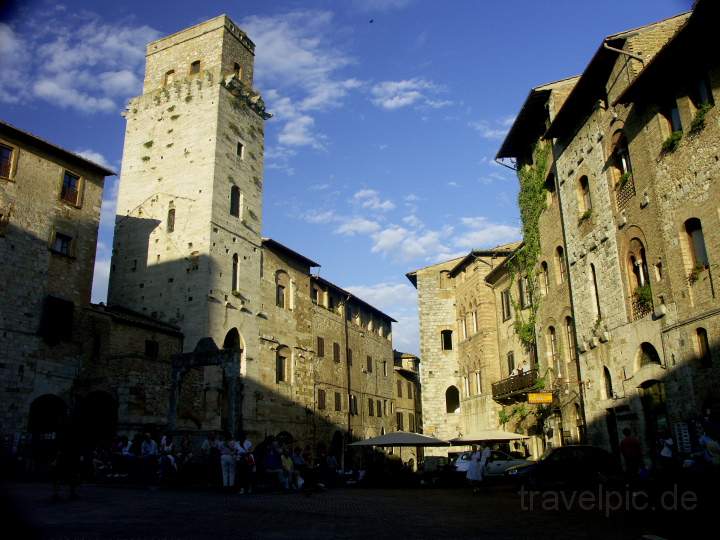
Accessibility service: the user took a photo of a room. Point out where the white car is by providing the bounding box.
[454,450,531,476]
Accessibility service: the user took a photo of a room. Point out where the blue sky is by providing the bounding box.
[0,0,691,353]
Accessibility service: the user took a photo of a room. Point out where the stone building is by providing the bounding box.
[107,15,399,453]
[0,120,113,444]
[391,350,422,465]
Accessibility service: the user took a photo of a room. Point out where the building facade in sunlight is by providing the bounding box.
[410,0,720,461]
[107,16,401,452]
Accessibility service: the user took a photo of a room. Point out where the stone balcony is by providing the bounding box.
[491,368,539,404]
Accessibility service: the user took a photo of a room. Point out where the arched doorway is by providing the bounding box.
[75,391,118,449]
[637,342,661,369]
[28,394,67,465]
[220,329,243,434]
[445,386,460,413]
[639,380,669,452]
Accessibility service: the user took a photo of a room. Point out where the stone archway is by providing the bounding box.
[28,394,68,465]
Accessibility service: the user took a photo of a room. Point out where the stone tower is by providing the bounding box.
[108,16,270,429]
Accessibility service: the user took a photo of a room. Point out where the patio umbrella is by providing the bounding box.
[450,429,529,444]
[349,431,450,447]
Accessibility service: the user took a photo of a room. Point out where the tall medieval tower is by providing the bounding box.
[108,16,270,426]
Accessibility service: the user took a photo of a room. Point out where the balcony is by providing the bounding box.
[615,175,635,211]
[492,368,538,403]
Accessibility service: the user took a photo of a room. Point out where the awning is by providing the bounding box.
[450,430,529,444]
[349,432,449,447]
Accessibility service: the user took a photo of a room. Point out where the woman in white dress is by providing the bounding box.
[466,447,483,492]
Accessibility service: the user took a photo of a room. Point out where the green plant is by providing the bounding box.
[498,409,511,427]
[514,317,536,346]
[688,263,707,284]
[661,130,683,154]
[579,209,592,222]
[634,283,653,309]
[690,103,712,134]
[616,171,632,189]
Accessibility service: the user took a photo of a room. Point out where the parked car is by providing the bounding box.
[454,450,531,476]
[504,445,621,489]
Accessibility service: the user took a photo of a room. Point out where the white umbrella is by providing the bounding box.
[349,431,449,447]
[451,429,529,444]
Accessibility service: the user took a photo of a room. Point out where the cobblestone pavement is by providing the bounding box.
[0,481,695,539]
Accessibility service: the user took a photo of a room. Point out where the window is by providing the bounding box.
[565,317,576,363]
[460,316,467,340]
[333,342,340,363]
[376,399,382,418]
[696,328,711,368]
[475,371,482,394]
[545,173,556,205]
[661,98,682,134]
[690,75,714,108]
[51,232,73,256]
[396,412,404,431]
[350,395,358,416]
[445,386,460,413]
[231,254,239,292]
[507,351,515,375]
[317,336,325,357]
[275,348,289,383]
[407,381,413,399]
[439,270,451,289]
[590,264,601,320]
[167,208,175,233]
[603,366,613,399]
[334,392,341,411]
[60,171,81,205]
[145,340,159,360]
[556,246,566,284]
[366,355,373,373]
[328,295,335,311]
[347,348,352,365]
[275,270,290,309]
[611,131,633,181]
[397,380,402,398]
[164,69,175,86]
[441,329,453,350]
[578,175,591,213]
[540,261,549,295]
[383,360,387,377]
[472,310,478,334]
[383,400,388,416]
[463,376,469,397]
[230,186,241,217]
[501,289,512,321]
[409,413,416,433]
[519,275,531,309]
[189,60,200,75]
[236,142,245,159]
[318,389,326,410]
[233,62,242,79]
[368,398,374,416]
[548,326,560,376]
[685,218,709,268]
[0,144,13,178]
[638,342,661,368]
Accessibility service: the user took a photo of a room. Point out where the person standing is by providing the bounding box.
[466,447,482,493]
[619,428,643,481]
[219,434,236,492]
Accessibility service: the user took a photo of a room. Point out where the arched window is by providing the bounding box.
[555,246,566,284]
[565,317,576,363]
[603,366,613,399]
[628,239,650,290]
[540,261,549,295]
[164,70,175,86]
[545,173,556,206]
[276,345,290,383]
[548,326,561,377]
[167,207,175,233]
[441,330,453,351]
[189,60,201,75]
[223,328,242,351]
[231,254,239,292]
[578,175,591,213]
[638,342,661,368]
[696,328,711,367]
[230,186,241,217]
[445,386,460,413]
[611,131,633,183]
[233,62,242,79]
[590,264,601,320]
[685,218,709,268]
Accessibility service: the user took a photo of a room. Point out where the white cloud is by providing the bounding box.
[454,217,521,248]
[353,189,395,211]
[352,0,413,12]
[336,217,381,236]
[241,11,362,152]
[0,14,158,112]
[468,117,515,140]
[370,78,449,110]
[303,209,338,224]
[75,149,114,171]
